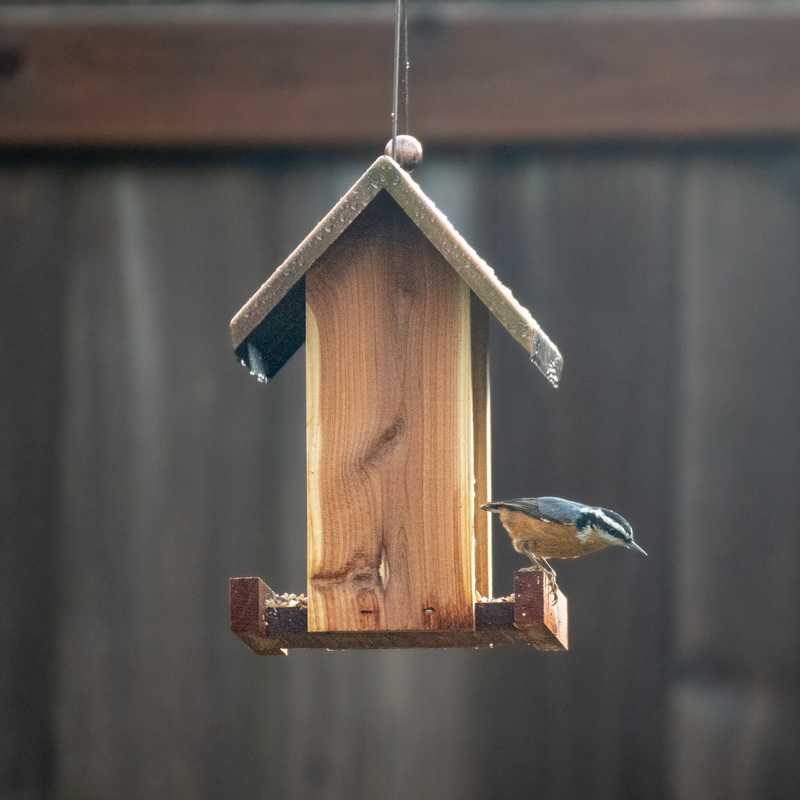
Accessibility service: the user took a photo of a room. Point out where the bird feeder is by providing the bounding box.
[228,155,568,654]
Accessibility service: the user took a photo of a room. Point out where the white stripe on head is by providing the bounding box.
[580,506,629,539]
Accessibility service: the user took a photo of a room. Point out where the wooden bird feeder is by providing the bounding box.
[228,155,568,654]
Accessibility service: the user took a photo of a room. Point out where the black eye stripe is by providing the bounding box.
[577,510,629,541]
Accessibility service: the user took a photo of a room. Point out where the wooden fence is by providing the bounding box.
[1,5,799,799]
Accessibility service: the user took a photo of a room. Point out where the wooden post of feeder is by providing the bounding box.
[305,192,491,634]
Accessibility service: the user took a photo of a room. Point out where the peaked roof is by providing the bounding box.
[231,156,563,387]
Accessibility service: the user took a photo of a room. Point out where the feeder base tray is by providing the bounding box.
[229,570,568,654]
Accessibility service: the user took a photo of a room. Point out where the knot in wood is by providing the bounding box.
[351,567,381,587]
[362,416,406,466]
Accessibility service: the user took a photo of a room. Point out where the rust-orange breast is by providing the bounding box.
[498,509,610,559]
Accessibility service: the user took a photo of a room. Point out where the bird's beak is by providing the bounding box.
[626,540,648,557]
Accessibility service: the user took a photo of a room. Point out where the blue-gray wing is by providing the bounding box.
[530,497,586,524]
[483,496,584,525]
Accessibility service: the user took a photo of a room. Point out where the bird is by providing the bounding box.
[481,496,646,601]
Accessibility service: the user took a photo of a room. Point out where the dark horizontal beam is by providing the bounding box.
[1,4,800,147]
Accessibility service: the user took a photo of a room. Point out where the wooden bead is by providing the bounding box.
[384,135,423,171]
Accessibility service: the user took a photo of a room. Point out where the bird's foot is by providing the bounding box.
[539,558,559,605]
[519,564,560,603]
[519,546,560,602]
[546,575,560,605]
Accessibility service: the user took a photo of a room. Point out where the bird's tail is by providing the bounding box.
[481,500,538,515]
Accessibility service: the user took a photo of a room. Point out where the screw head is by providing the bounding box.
[384,135,423,172]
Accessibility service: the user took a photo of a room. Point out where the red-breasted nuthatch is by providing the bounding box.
[481,496,647,597]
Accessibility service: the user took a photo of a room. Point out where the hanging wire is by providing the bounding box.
[401,0,409,135]
[391,0,409,159]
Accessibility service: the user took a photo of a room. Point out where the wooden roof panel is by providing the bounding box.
[231,156,563,387]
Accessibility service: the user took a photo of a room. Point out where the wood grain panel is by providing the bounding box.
[0,168,67,800]
[475,153,681,800]
[471,294,492,599]
[673,156,800,800]
[306,191,474,633]
[2,5,800,145]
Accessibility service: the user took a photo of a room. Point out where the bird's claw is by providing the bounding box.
[538,558,559,605]
[520,563,560,603]
[547,575,559,605]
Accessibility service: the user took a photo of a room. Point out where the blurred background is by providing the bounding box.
[2,2,800,799]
